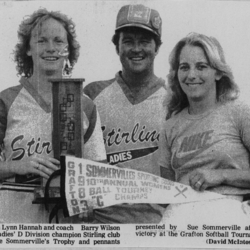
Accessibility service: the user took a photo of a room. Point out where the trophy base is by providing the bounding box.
[32,186,61,204]
[32,186,94,223]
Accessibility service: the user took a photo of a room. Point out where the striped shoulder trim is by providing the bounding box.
[83,78,115,100]
[82,94,97,144]
[0,85,23,143]
[82,94,95,121]
[0,85,23,114]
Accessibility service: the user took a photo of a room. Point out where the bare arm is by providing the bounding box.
[188,169,250,191]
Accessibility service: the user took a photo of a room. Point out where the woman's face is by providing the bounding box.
[27,18,68,77]
[177,45,220,103]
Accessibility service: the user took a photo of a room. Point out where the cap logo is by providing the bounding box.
[127,5,151,24]
[152,16,161,29]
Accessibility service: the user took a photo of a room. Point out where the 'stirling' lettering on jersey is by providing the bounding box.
[103,123,159,145]
[102,123,160,164]
[11,135,52,161]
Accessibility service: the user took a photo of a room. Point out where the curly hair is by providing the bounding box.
[166,32,239,119]
[14,8,80,77]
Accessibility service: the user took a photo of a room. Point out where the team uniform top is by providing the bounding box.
[84,71,167,223]
[0,77,106,223]
[158,100,250,196]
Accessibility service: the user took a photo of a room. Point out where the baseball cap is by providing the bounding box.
[115,4,162,37]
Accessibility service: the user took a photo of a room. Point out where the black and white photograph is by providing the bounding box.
[0,0,250,248]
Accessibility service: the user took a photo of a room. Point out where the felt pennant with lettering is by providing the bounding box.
[62,155,223,217]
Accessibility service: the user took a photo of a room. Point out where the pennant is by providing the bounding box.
[63,156,223,217]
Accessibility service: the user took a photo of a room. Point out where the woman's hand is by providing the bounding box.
[10,155,60,179]
[188,169,224,191]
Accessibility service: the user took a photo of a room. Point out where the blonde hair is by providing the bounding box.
[166,32,239,119]
[14,8,80,77]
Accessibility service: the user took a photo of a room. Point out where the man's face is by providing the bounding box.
[117,29,158,75]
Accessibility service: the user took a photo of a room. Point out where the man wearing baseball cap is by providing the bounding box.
[84,4,167,224]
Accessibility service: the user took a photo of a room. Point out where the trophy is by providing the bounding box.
[33,45,93,222]
[33,79,84,199]
[51,78,84,161]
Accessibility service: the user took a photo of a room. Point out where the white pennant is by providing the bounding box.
[64,156,223,217]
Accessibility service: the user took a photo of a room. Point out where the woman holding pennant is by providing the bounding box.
[159,32,250,224]
[0,8,106,223]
